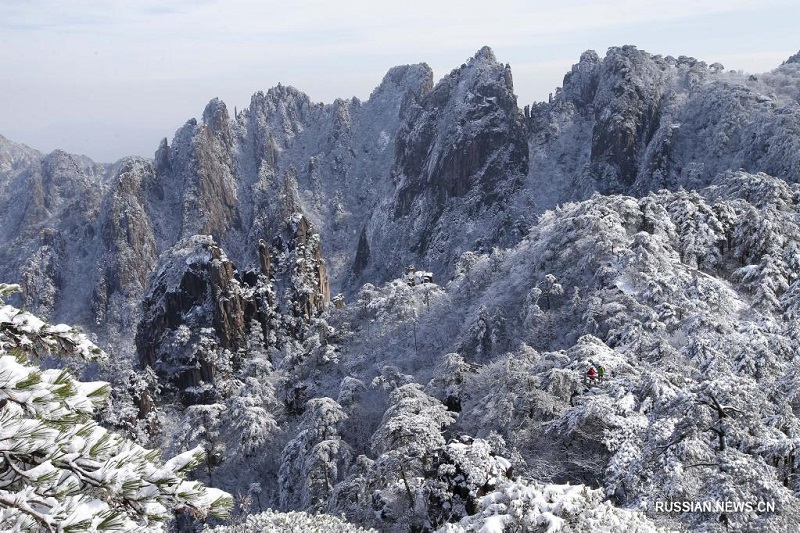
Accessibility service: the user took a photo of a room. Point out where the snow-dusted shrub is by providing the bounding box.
[207,508,376,532]
[436,479,673,532]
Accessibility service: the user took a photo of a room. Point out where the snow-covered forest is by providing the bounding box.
[2,45,800,531]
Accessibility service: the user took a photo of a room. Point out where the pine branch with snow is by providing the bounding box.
[0,284,232,531]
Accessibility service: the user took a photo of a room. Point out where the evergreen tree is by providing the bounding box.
[0,284,231,531]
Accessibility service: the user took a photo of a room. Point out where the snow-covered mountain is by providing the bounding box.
[528,46,800,202]
[2,45,800,531]
[4,45,799,334]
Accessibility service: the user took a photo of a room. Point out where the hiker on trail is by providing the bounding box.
[586,366,597,384]
[598,365,606,380]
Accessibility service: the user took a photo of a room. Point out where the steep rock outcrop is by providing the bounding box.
[236,64,433,289]
[393,46,526,218]
[357,46,528,285]
[0,146,107,319]
[282,210,332,310]
[156,99,240,241]
[136,213,329,402]
[585,46,669,191]
[93,158,158,330]
[560,50,601,110]
[135,235,270,400]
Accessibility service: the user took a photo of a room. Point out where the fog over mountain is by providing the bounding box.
[2,45,800,531]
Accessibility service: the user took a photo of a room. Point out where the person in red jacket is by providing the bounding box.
[587,366,598,384]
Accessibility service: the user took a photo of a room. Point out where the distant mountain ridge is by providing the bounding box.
[2,46,799,346]
[4,45,800,532]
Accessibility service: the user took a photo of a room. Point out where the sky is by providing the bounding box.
[1,0,798,163]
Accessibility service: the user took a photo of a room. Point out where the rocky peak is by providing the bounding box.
[154,137,171,175]
[348,48,528,286]
[331,98,353,140]
[248,84,315,135]
[272,213,330,321]
[367,63,434,123]
[265,83,310,103]
[136,213,330,402]
[135,235,266,401]
[0,137,41,248]
[243,85,317,174]
[784,50,800,65]
[202,97,233,147]
[585,46,671,190]
[530,44,800,206]
[472,45,496,64]
[371,64,434,102]
[41,150,89,189]
[156,99,239,240]
[91,157,158,329]
[428,45,513,109]
[0,134,41,175]
[393,46,526,218]
[561,49,601,108]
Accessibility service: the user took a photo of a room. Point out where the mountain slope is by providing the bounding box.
[320,172,800,531]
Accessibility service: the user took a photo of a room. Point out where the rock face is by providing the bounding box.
[92,158,159,342]
[160,98,240,241]
[0,140,110,321]
[135,236,259,399]
[135,213,329,402]
[356,47,529,285]
[281,214,330,321]
[393,47,525,217]
[584,46,668,190]
[232,64,433,289]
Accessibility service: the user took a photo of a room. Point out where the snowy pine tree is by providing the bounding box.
[0,284,232,531]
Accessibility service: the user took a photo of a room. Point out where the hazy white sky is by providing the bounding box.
[1,0,798,162]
